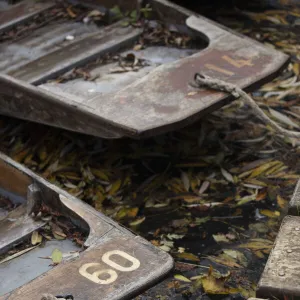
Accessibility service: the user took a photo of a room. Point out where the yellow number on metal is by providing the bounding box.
[204,63,235,76]
[222,55,253,68]
[79,262,118,284]
[102,250,140,272]
[79,250,141,285]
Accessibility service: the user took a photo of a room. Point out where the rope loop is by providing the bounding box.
[191,72,300,139]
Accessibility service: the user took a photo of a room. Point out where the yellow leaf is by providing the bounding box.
[249,161,281,178]
[177,252,200,262]
[208,254,241,268]
[127,207,139,218]
[109,179,122,195]
[51,248,63,264]
[53,232,66,240]
[239,240,273,251]
[67,6,77,18]
[129,216,146,226]
[31,231,43,245]
[116,207,128,220]
[253,250,265,258]
[38,146,47,161]
[277,195,287,209]
[201,276,238,294]
[260,209,280,218]
[91,168,109,181]
[174,274,191,283]
[293,63,299,76]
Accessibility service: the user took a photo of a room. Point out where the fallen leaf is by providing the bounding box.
[239,240,273,251]
[199,181,210,194]
[223,250,248,267]
[277,195,287,209]
[181,172,190,191]
[260,209,280,218]
[108,179,122,195]
[269,108,300,129]
[51,248,63,264]
[177,252,200,262]
[213,234,230,243]
[221,168,234,183]
[208,254,242,268]
[174,274,191,283]
[31,231,43,245]
[249,223,269,233]
[129,216,146,226]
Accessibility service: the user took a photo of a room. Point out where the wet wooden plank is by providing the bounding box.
[257,215,300,298]
[288,180,300,215]
[2,234,173,300]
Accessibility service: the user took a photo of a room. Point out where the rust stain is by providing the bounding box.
[153,104,179,114]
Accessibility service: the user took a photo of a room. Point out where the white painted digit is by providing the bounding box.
[79,250,141,284]
[102,250,140,272]
[79,262,118,284]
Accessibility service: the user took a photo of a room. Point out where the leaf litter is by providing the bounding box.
[0,2,300,300]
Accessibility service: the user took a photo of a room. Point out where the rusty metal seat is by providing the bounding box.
[0,152,173,299]
[0,0,289,139]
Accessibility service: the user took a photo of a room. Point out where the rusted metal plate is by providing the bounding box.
[0,203,45,255]
[8,22,142,84]
[0,152,174,299]
[0,0,53,31]
[257,215,300,298]
[288,179,300,215]
[0,0,289,139]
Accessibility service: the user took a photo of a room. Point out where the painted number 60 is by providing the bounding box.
[79,250,140,285]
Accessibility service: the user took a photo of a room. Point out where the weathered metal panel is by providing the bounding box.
[0,152,174,299]
[288,179,300,215]
[257,215,300,298]
[0,0,289,139]
[3,235,172,300]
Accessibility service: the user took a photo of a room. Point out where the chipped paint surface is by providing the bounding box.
[0,0,289,139]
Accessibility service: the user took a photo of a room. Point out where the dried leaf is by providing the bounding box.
[199,273,238,294]
[223,250,248,267]
[199,180,210,194]
[174,274,191,283]
[277,195,287,209]
[269,108,300,129]
[221,168,234,183]
[51,248,63,264]
[109,179,122,195]
[249,223,269,233]
[260,209,280,218]
[181,172,190,191]
[209,254,242,268]
[213,234,230,243]
[177,252,200,262]
[129,216,146,226]
[239,240,273,250]
[31,231,43,245]
[249,161,281,178]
